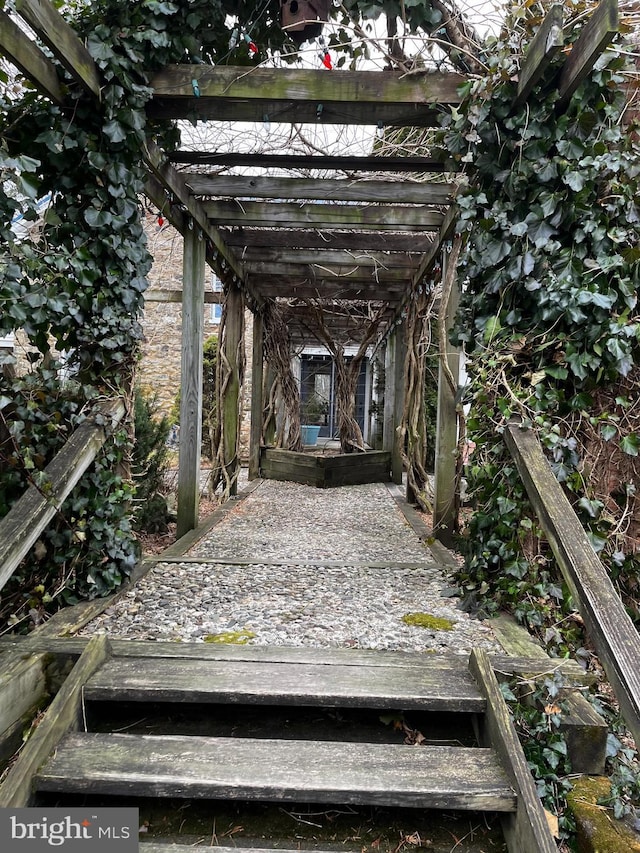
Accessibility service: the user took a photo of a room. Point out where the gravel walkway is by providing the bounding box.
[81,478,503,655]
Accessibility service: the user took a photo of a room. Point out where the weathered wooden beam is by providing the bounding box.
[557,0,618,107]
[186,174,454,205]
[145,287,222,304]
[248,311,264,482]
[222,228,433,253]
[504,420,640,747]
[514,3,564,108]
[242,261,412,283]
[433,247,461,548]
[14,0,100,100]
[203,200,443,232]
[245,281,403,302]
[470,650,558,853]
[239,248,420,268]
[0,634,110,807]
[0,398,125,593]
[0,9,65,104]
[176,226,206,538]
[0,652,47,742]
[148,65,465,126]
[169,151,456,173]
[142,139,244,283]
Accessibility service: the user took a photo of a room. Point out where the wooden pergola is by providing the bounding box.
[0,0,619,542]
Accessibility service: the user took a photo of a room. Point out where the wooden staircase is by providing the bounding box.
[0,637,562,852]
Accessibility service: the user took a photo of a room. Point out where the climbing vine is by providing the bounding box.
[439,2,640,646]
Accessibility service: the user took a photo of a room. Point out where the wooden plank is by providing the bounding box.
[247,280,404,301]
[85,656,485,712]
[558,0,619,107]
[186,175,455,205]
[145,288,222,304]
[203,200,443,231]
[243,262,412,282]
[0,635,593,682]
[0,634,110,807]
[559,692,607,775]
[37,731,516,811]
[248,311,264,481]
[514,4,564,108]
[240,248,420,269]
[148,66,465,126]
[0,398,125,592]
[504,420,640,747]
[14,0,100,100]
[176,226,205,538]
[223,228,433,252]
[168,151,456,173]
[0,9,65,104]
[470,649,558,853]
[325,451,391,470]
[0,652,47,738]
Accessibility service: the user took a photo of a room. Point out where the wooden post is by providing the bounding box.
[222,282,244,497]
[176,225,205,537]
[383,327,405,485]
[433,250,461,547]
[248,310,264,480]
[393,323,406,487]
[382,334,396,457]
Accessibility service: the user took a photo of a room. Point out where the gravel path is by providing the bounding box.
[81,478,503,655]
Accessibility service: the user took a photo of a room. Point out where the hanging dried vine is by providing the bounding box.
[262,301,302,451]
[210,286,245,500]
[400,280,439,512]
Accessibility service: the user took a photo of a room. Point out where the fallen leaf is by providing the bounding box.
[544,809,560,839]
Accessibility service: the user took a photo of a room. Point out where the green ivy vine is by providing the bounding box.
[0,0,287,629]
[439,2,640,650]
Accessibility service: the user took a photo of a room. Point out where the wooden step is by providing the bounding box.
[36,732,516,812]
[84,656,486,712]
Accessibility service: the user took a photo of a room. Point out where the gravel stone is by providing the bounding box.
[81,479,503,655]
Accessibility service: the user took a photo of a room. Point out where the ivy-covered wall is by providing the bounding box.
[439,5,640,650]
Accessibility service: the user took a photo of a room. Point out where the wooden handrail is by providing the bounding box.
[504,419,640,747]
[0,398,126,592]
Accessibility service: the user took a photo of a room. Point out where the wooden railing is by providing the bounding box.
[504,419,640,747]
[0,398,125,592]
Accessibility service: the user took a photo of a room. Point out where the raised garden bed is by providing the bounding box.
[260,448,391,488]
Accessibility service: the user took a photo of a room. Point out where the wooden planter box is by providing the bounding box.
[260,448,391,488]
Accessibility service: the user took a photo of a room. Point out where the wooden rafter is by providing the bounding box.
[0,9,65,105]
[13,0,100,100]
[514,3,564,109]
[148,65,465,126]
[221,229,434,253]
[238,248,421,268]
[558,0,619,107]
[242,262,411,283]
[203,200,443,232]
[170,152,457,173]
[185,175,454,206]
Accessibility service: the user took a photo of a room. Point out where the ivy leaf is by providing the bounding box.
[600,423,617,441]
[563,171,585,192]
[102,120,128,144]
[621,434,640,457]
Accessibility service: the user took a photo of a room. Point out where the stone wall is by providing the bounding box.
[139,213,253,461]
